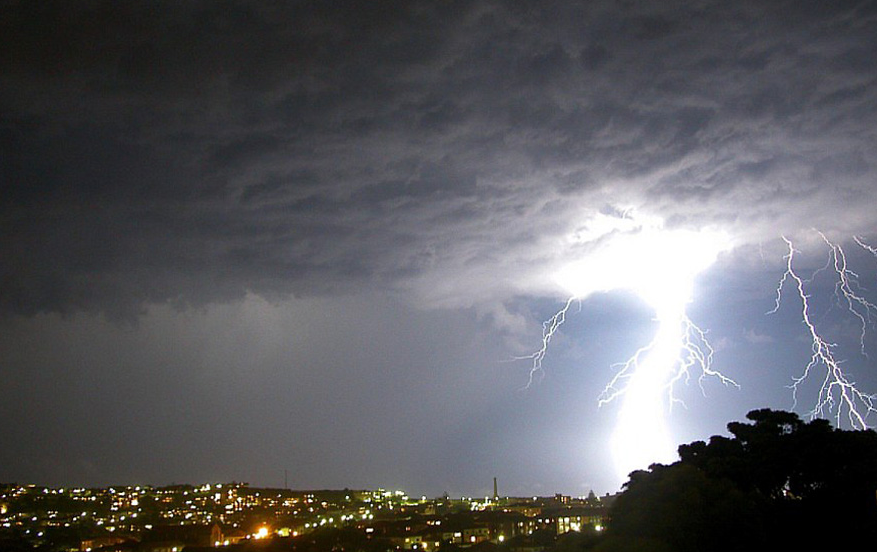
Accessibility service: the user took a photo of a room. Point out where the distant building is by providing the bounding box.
[547,507,607,535]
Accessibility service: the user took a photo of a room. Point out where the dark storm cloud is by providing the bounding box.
[3,0,877,318]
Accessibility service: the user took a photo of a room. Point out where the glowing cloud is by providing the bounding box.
[554,224,729,314]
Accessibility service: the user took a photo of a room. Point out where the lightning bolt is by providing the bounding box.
[520,224,738,479]
[771,234,877,429]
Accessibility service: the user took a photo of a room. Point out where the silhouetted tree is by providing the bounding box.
[600,463,763,552]
[602,409,877,551]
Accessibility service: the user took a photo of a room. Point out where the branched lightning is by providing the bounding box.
[682,316,741,391]
[598,313,738,410]
[519,223,737,479]
[770,235,877,429]
[527,293,739,480]
[518,296,578,388]
[521,290,739,481]
[821,233,877,356]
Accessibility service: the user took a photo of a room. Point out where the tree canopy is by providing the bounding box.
[598,409,877,552]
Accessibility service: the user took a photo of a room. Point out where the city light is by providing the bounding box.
[1,482,613,550]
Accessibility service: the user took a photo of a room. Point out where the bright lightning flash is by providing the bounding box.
[772,234,877,429]
[525,223,736,481]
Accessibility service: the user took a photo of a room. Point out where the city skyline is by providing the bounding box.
[3,1,877,496]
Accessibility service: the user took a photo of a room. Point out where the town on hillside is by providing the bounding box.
[0,481,618,551]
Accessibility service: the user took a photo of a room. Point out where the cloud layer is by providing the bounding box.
[3,0,876,318]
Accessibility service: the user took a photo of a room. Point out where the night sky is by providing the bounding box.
[3,1,877,497]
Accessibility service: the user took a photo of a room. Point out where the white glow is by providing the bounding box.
[610,306,685,479]
[555,227,728,314]
[554,221,730,480]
